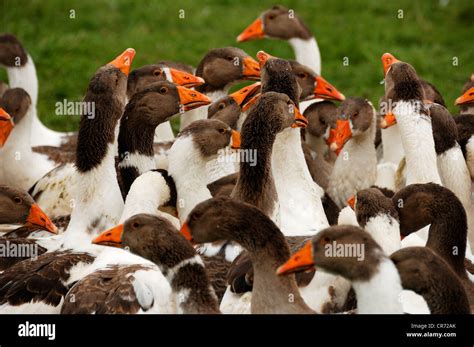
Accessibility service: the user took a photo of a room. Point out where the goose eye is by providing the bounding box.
[298,73,307,79]
[218,128,226,134]
[153,69,162,77]
[159,87,168,94]
[13,197,22,204]
[132,222,140,228]
[218,103,226,110]
[322,236,331,244]
[320,119,326,126]
[226,56,234,62]
[190,212,201,222]
[268,14,276,20]
[352,112,358,118]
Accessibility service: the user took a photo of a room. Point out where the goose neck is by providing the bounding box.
[6,54,38,106]
[289,37,321,74]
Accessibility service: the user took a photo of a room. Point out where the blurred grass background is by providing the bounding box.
[1,0,473,132]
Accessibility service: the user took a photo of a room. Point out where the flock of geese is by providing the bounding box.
[0,5,473,314]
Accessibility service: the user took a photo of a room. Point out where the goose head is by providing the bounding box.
[326,97,375,154]
[304,100,338,138]
[93,213,194,266]
[0,185,57,233]
[207,82,261,128]
[455,76,474,114]
[289,60,345,101]
[0,33,28,67]
[237,5,312,42]
[277,225,384,282]
[194,47,260,93]
[353,187,399,228]
[0,88,31,146]
[127,64,204,98]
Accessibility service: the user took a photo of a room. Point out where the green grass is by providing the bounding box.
[2,0,473,132]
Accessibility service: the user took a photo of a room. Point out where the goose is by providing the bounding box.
[454,77,474,180]
[304,100,338,163]
[352,187,401,255]
[181,196,314,314]
[126,63,205,143]
[392,183,474,310]
[117,81,211,197]
[212,67,350,313]
[207,82,261,130]
[0,34,72,147]
[0,185,58,270]
[168,119,240,225]
[0,48,137,313]
[84,213,220,314]
[391,247,470,314]
[59,170,211,314]
[0,185,57,236]
[326,97,377,208]
[0,90,66,190]
[27,49,137,219]
[378,53,446,189]
[179,47,260,131]
[237,5,321,74]
[427,103,474,249]
[257,51,344,236]
[383,55,442,185]
[231,91,307,222]
[345,187,431,314]
[277,225,404,314]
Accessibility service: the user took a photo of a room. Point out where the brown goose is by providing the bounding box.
[237,5,321,74]
[0,34,71,147]
[391,247,470,314]
[62,214,220,314]
[207,82,261,130]
[181,197,314,314]
[326,98,377,208]
[0,49,135,313]
[0,185,58,270]
[117,81,211,197]
[180,47,260,131]
[392,183,474,311]
[277,225,404,314]
[0,89,72,190]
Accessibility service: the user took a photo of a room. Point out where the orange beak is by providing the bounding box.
[177,86,212,111]
[382,53,400,76]
[169,68,205,88]
[380,111,397,129]
[455,87,474,105]
[25,204,58,234]
[241,93,261,112]
[242,56,261,80]
[256,50,274,68]
[92,224,124,247]
[109,48,136,76]
[230,82,261,107]
[237,17,265,42]
[326,119,352,155]
[314,76,346,101]
[347,195,356,210]
[291,105,308,128]
[0,108,14,147]
[276,241,315,275]
[180,222,194,243]
[231,130,241,149]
